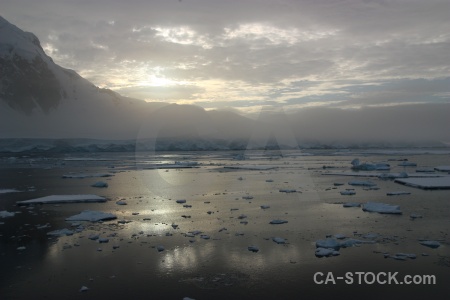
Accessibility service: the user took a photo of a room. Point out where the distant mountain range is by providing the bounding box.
[1,15,449,152]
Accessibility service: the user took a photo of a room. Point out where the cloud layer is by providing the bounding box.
[2,0,450,113]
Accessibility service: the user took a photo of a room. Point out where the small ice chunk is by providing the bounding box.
[47,228,74,237]
[316,238,340,250]
[200,234,210,240]
[343,202,361,207]
[116,200,127,205]
[66,211,117,222]
[340,239,374,248]
[0,189,21,194]
[269,219,288,224]
[279,189,296,193]
[17,246,26,251]
[238,214,247,219]
[272,237,286,244]
[410,213,422,219]
[248,246,259,252]
[362,202,402,214]
[333,183,344,186]
[386,191,411,196]
[340,190,356,196]
[88,234,100,240]
[315,248,340,257]
[348,180,376,187]
[176,199,187,204]
[260,205,270,209]
[0,211,15,218]
[17,195,106,205]
[91,181,108,188]
[79,286,89,292]
[398,162,417,167]
[419,240,440,249]
[156,245,165,252]
[98,238,109,243]
[334,234,346,240]
[242,196,253,200]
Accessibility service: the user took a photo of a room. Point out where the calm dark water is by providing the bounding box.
[0,150,449,299]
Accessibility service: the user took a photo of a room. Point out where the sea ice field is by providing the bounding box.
[0,149,449,299]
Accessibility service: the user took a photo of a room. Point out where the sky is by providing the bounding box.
[2,0,450,115]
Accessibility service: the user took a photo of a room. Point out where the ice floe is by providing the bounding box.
[316,238,341,250]
[348,180,376,187]
[362,202,402,214]
[224,165,277,170]
[0,189,21,194]
[315,248,340,257]
[342,202,361,207]
[247,246,259,252]
[47,229,74,237]
[351,159,390,171]
[176,199,187,204]
[272,237,286,244]
[340,190,356,196]
[260,205,270,209]
[0,211,15,218]
[419,240,441,248]
[66,210,117,222]
[116,200,127,205]
[390,253,417,260]
[269,219,288,224]
[394,177,450,190]
[386,191,411,196]
[79,286,89,292]
[398,162,417,167]
[17,194,107,205]
[279,189,297,193]
[91,181,108,188]
[435,166,450,172]
[62,173,113,178]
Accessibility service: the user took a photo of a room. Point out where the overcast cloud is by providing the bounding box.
[2,0,450,113]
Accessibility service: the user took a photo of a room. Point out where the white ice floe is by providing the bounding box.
[17,194,107,205]
[116,200,127,205]
[47,228,74,237]
[348,180,376,187]
[351,159,390,171]
[272,237,286,244]
[340,190,356,196]
[435,166,450,172]
[419,240,441,248]
[0,189,21,194]
[394,177,450,190]
[386,191,411,196]
[66,211,117,222]
[0,211,15,218]
[315,248,340,257]
[316,238,341,250]
[62,173,113,178]
[248,246,259,252]
[362,202,402,214]
[342,202,361,207]
[79,286,89,292]
[91,181,108,188]
[269,219,288,224]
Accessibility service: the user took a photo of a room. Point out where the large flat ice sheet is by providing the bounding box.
[395,177,450,189]
[17,194,107,205]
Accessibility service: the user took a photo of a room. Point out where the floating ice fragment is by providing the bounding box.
[66,211,117,222]
[316,238,340,250]
[269,219,288,224]
[116,200,127,205]
[183,204,192,208]
[0,211,15,218]
[260,205,270,209]
[79,286,89,292]
[435,166,450,172]
[410,213,423,219]
[343,202,361,207]
[176,199,187,204]
[242,196,253,200]
[394,177,450,190]
[0,189,21,194]
[17,195,107,205]
[200,235,210,240]
[362,202,402,214]
[17,246,26,251]
[91,181,108,188]
[315,248,340,257]
[279,189,296,193]
[334,183,344,186]
[340,239,374,248]
[47,228,74,237]
[340,190,356,196]
[238,214,247,219]
[62,173,113,178]
[334,234,346,240]
[386,191,411,196]
[398,162,417,167]
[419,240,440,248]
[156,245,165,252]
[348,180,376,187]
[272,237,286,244]
[88,234,100,240]
[98,238,109,243]
[248,246,259,252]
